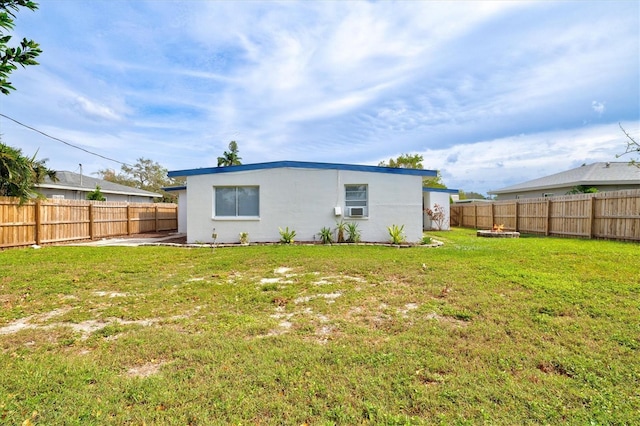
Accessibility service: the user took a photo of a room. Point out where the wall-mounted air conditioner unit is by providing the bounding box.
[349,207,365,217]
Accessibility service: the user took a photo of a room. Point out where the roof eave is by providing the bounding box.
[489,180,639,194]
[168,161,437,178]
[35,183,161,197]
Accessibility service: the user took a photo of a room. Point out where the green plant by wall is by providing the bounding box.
[346,222,361,243]
[239,232,249,244]
[335,220,347,243]
[278,227,296,244]
[318,226,334,244]
[387,224,405,245]
[86,185,106,201]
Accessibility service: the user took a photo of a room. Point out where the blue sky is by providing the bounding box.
[1,0,638,195]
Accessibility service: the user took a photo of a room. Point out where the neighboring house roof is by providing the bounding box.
[453,198,491,203]
[37,171,162,198]
[488,162,640,195]
[168,160,438,178]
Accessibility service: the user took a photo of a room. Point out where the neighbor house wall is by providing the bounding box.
[38,188,154,203]
[185,167,424,244]
[495,184,640,200]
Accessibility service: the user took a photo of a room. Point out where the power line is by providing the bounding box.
[0,113,131,166]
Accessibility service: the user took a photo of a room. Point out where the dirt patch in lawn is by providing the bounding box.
[125,360,167,378]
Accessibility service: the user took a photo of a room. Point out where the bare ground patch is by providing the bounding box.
[0,307,200,343]
[125,360,167,378]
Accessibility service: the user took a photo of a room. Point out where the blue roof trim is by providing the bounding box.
[168,161,437,178]
[423,187,459,194]
[162,185,186,192]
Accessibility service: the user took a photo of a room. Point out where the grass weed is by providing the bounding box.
[0,228,638,424]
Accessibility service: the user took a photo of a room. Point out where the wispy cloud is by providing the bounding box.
[592,101,606,116]
[413,122,638,193]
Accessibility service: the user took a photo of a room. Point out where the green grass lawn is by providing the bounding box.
[1,228,638,425]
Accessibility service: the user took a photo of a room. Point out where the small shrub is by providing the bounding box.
[318,226,334,244]
[278,227,296,244]
[346,222,361,243]
[421,235,432,245]
[387,224,405,245]
[425,203,447,230]
[335,220,347,243]
[239,232,249,244]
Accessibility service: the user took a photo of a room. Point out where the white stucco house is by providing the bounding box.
[167,161,455,244]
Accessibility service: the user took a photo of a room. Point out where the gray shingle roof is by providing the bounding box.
[489,162,640,194]
[37,171,161,197]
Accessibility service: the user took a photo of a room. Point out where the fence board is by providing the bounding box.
[0,197,178,248]
[450,189,640,242]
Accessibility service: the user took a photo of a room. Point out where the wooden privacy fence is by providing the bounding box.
[0,197,178,248]
[450,189,640,242]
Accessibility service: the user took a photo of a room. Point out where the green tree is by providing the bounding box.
[422,171,447,189]
[459,191,486,200]
[379,152,447,188]
[378,153,424,169]
[566,185,598,195]
[0,141,56,203]
[86,185,106,201]
[217,141,242,167]
[618,123,639,167]
[96,158,183,203]
[1,0,42,95]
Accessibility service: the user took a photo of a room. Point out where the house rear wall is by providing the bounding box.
[186,167,424,243]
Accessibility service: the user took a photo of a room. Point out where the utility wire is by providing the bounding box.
[0,113,131,166]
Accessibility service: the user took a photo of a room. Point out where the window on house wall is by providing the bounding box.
[215,186,259,217]
[345,184,368,217]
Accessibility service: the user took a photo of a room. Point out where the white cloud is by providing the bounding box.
[592,101,606,115]
[70,96,123,121]
[409,122,636,194]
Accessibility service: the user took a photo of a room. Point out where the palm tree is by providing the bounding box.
[217,141,242,167]
[0,141,57,204]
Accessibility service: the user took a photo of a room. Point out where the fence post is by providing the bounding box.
[89,203,95,239]
[514,201,519,232]
[545,199,551,236]
[35,200,42,245]
[588,196,596,239]
[127,204,132,235]
[491,203,495,227]
[155,204,159,232]
[474,205,478,229]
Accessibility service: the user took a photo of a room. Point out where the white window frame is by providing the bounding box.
[214,186,260,219]
[345,184,368,218]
